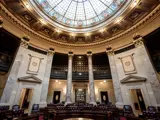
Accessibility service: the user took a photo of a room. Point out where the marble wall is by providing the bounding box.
[0,45,53,112]
[109,42,160,110]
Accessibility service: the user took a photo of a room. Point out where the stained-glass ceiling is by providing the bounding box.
[29,0,132,32]
[35,0,125,27]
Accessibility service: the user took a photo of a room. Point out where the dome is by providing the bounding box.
[29,0,132,33]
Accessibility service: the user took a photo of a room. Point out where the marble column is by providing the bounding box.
[106,49,123,107]
[65,52,73,105]
[87,51,96,105]
[40,48,54,106]
[0,36,30,104]
[133,34,160,105]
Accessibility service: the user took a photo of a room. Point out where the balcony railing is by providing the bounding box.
[51,65,111,80]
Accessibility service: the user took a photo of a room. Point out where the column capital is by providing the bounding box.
[106,50,114,56]
[48,48,55,55]
[87,51,92,57]
[0,15,3,28]
[68,51,74,57]
[106,46,114,56]
[133,33,144,47]
[20,36,30,48]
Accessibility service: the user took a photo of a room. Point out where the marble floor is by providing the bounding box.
[64,118,93,120]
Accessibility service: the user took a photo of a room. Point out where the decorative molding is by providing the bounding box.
[18,75,42,83]
[0,3,160,47]
[120,75,146,84]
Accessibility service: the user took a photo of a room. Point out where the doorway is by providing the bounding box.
[100,91,109,104]
[53,91,61,104]
[75,89,86,103]
[19,88,33,112]
[129,89,146,113]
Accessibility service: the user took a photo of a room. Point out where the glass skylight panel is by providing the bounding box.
[35,0,126,28]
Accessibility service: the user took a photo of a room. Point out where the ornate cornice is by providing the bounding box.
[0,3,160,48]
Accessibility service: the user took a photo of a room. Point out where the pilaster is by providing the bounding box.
[40,48,55,107]
[106,47,124,108]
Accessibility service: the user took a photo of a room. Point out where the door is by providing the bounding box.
[136,89,146,111]
[53,91,61,104]
[129,89,146,113]
[19,88,33,111]
[75,89,86,103]
[101,91,109,104]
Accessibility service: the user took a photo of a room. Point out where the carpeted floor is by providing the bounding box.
[64,118,93,120]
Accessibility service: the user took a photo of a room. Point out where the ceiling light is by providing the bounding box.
[99,28,106,33]
[56,80,58,82]
[40,19,46,25]
[78,89,82,91]
[24,2,31,10]
[85,33,91,36]
[131,0,139,8]
[103,80,106,82]
[78,62,81,65]
[55,29,61,33]
[115,17,123,23]
[70,33,76,36]
[79,73,82,75]
[78,56,82,59]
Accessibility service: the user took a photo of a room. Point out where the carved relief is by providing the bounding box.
[27,54,44,75]
[118,54,136,75]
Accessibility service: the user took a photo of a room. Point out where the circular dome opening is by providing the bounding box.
[29,0,132,33]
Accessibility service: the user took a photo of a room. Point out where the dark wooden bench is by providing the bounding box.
[13,114,39,120]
